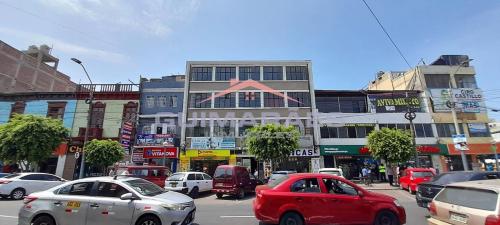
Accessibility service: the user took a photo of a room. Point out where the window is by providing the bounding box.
[158,96,167,107]
[322,179,358,196]
[347,127,357,138]
[146,96,155,108]
[468,123,490,137]
[290,178,320,193]
[57,182,94,195]
[338,127,348,138]
[202,174,212,180]
[425,74,451,88]
[130,169,149,177]
[264,92,284,107]
[190,93,212,108]
[263,66,283,80]
[239,92,261,107]
[214,167,233,179]
[239,66,260,80]
[316,96,340,113]
[191,67,212,81]
[47,102,66,119]
[436,123,464,137]
[96,182,130,198]
[287,92,311,107]
[455,75,478,89]
[41,174,62,181]
[10,101,25,118]
[214,93,236,108]
[122,102,138,124]
[339,96,367,113]
[186,121,210,137]
[321,126,373,138]
[213,121,235,137]
[20,174,44,180]
[170,96,178,108]
[195,174,204,180]
[435,187,498,211]
[90,102,106,129]
[215,67,236,81]
[187,174,196,180]
[286,66,308,80]
[413,124,435,138]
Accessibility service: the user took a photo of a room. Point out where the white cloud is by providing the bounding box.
[37,0,201,37]
[0,27,127,63]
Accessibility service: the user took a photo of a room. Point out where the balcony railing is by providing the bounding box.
[76,84,138,93]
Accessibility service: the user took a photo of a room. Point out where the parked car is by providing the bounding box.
[253,173,406,225]
[318,168,344,178]
[212,165,258,199]
[18,176,195,225]
[0,173,11,178]
[164,172,213,198]
[417,171,500,208]
[116,165,171,187]
[267,170,297,183]
[399,168,435,194]
[428,179,500,225]
[0,173,65,200]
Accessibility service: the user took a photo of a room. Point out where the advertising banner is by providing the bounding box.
[367,93,421,113]
[132,149,144,163]
[468,123,488,134]
[143,147,178,159]
[120,122,134,154]
[430,88,485,113]
[136,134,176,146]
[190,137,236,149]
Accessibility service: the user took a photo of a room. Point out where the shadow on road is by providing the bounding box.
[216,193,256,201]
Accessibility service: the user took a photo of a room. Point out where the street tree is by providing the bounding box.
[367,127,415,163]
[245,123,300,169]
[0,114,69,171]
[84,139,125,173]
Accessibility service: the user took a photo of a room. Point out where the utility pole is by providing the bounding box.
[404,92,419,167]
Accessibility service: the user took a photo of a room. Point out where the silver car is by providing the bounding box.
[18,176,196,225]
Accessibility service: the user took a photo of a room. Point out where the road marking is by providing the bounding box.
[220,216,255,218]
[0,215,18,219]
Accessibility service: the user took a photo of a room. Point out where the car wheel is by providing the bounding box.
[136,215,161,225]
[280,212,303,225]
[237,189,245,199]
[374,211,399,225]
[32,215,55,225]
[190,187,199,198]
[216,193,223,199]
[10,188,25,200]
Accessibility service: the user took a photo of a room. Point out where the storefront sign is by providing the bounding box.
[290,149,320,157]
[136,134,176,146]
[186,149,231,157]
[120,122,134,154]
[320,145,364,155]
[367,93,421,113]
[447,143,500,155]
[132,149,144,163]
[143,147,178,159]
[430,89,485,113]
[417,145,441,154]
[67,145,83,154]
[190,137,236,149]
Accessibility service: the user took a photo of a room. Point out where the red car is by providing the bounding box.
[399,168,435,194]
[212,165,260,199]
[253,173,406,225]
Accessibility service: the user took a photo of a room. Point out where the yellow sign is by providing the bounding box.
[67,201,81,208]
[186,149,230,157]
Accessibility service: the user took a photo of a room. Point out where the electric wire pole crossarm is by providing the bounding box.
[71,57,94,179]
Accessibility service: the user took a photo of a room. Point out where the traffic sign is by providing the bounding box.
[452,134,468,151]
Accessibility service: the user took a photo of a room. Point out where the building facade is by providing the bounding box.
[181,61,317,176]
[368,55,497,171]
[133,75,185,172]
[0,41,76,93]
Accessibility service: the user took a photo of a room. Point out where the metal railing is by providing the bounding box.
[76,84,138,92]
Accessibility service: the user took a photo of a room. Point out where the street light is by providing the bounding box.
[71,58,94,179]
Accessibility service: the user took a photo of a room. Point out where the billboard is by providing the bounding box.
[367,93,422,113]
[190,137,236,149]
[136,134,176,147]
[430,88,485,113]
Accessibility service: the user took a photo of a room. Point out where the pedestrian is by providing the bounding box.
[108,168,116,176]
[387,165,394,186]
[362,166,372,186]
[379,164,386,182]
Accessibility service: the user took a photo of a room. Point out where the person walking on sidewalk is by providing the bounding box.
[362,166,372,186]
[387,165,394,186]
[379,164,386,182]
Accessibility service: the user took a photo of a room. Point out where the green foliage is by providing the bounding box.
[0,114,69,170]
[367,127,415,163]
[245,123,300,162]
[84,139,125,169]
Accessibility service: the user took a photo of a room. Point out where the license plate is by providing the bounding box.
[450,213,468,223]
[215,183,223,187]
[67,201,81,208]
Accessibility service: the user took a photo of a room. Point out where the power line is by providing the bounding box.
[360,0,412,69]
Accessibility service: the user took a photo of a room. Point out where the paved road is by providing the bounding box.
[0,189,427,225]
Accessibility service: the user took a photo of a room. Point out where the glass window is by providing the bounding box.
[215,67,236,81]
[347,127,357,138]
[187,174,196,180]
[146,96,155,108]
[455,75,478,89]
[286,66,308,80]
[190,93,212,108]
[123,179,164,197]
[468,123,490,137]
[158,96,167,107]
[425,74,450,88]
[239,66,260,80]
[435,187,498,211]
[316,96,340,113]
[290,178,320,193]
[436,123,464,137]
[263,66,283,80]
[202,174,212,180]
[423,124,434,137]
[214,93,236,108]
[167,173,185,181]
[186,120,210,137]
[130,169,148,177]
[339,96,367,113]
[191,67,212,81]
[412,172,434,178]
[268,175,289,188]
[322,179,358,196]
[214,168,233,179]
[96,182,130,198]
[20,174,44,180]
[338,127,348,138]
[57,182,94,195]
[213,121,235,137]
[264,92,284,107]
[320,126,330,138]
[41,174,62,181]
[195,174,204,180]
[415,124,425,138]
[287,92,311,107]
[47,102,66,119]
[239,92,261,108]
[356,127,367,138]
[170,96,178,108]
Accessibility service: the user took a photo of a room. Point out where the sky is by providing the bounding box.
[1,0,500,120]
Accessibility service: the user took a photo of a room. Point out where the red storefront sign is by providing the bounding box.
[143,147,178,159]
[417,146,441,154]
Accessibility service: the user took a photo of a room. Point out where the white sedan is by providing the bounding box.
[0,173,65,200]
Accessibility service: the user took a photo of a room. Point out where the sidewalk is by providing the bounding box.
[357,182,399,191]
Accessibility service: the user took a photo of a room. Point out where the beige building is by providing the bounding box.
[369,55,496,171]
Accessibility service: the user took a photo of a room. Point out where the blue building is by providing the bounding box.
[134,75,185,171]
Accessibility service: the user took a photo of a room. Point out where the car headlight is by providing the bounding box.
[394,200,402,207]
[161,203,186,211]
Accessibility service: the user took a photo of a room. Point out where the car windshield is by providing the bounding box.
[435,187,498,211]
[320,171,341,176]
[412,172,434,178]
[214,168,233,179]
[268,175,289,188]
[431,173,476,185]
[167,173,186,181]
[2,174,20,179]
[269,173,287,181]
[123,179,165,196]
